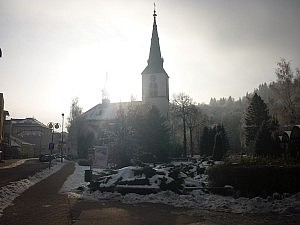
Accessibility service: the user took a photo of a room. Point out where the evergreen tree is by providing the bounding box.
[244,93,270,149]
[200,124,229,158]
[254,120,273,156]
[219,124,230,154]
[110,104,134,167]
[135,106,171,162]
[213,132,223,160]
[200,126,210,156]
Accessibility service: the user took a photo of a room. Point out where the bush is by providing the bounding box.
[77,159,91,166]
[159,167,184,193]
[208,163,300,197]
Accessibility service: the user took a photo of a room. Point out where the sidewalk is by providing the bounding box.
[0,162,75,225]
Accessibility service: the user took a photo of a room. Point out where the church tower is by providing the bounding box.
[142,8,169,117]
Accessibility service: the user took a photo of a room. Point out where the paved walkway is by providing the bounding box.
[0,162,75,225]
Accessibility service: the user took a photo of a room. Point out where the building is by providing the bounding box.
[0,93,4,160]
[70,9,170,158]
[142,9,169,117]
[10,118,52,156]
[83,9,169,121]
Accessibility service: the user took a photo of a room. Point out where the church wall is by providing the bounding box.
[142,72,169,117]
[142,73,168,99]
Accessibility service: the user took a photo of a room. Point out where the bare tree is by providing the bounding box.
[172,93,194,157]
[270,58,300,124]
[67,97,83,158]
[186,105,203,157]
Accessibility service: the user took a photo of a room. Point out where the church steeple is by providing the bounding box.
[142,7,166,75]
[141,6,169,117]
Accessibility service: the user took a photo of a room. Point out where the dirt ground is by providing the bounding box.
[1,161,299,225]
[70,199,300,225]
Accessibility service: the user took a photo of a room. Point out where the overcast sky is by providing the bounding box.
[0,0,300,125]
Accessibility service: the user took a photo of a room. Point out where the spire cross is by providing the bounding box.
[153,2,157,18]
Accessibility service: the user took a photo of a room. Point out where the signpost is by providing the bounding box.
[85,146,109,182]
[92,146,108,169]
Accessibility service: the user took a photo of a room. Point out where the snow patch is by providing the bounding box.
[0,158,33,169]
[61,162,300,215]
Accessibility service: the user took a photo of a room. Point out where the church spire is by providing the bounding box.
[141,5,170,117]
[142,6,166,74]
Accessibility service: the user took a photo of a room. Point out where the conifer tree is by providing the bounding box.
[244,93,270,148]
[254,120,273,156]
[213,132,223,160]
[200,126,210,156]
[135,106,170,162]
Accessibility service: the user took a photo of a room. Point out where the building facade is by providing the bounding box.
[0,93,4,159]
[10,118,52,156]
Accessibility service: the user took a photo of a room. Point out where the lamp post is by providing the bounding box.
[47,122,60,155]
[47,122,60,169]
[61,113,64,163]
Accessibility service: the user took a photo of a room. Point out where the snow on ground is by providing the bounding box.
[60,164,90,198]
[81,188,300,214]
[0,158,33,169]
[0,161,65,217]
[62,163,300,215]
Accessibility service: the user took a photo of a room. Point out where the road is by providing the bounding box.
[0,158,49,187]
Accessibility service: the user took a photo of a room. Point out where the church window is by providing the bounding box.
[149,75,158,97]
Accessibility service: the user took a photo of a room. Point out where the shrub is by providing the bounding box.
[208,163,300,197]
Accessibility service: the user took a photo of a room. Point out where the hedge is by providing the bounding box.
[207,164,300,197]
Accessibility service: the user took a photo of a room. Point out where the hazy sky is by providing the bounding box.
[1,0,300,125]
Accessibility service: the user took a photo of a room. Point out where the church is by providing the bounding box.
[72,9,170,158]
[82,9,169,122]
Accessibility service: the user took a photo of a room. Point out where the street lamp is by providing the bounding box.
[61,113,64,163]
[47,122,60,155]
[47,122,60,168]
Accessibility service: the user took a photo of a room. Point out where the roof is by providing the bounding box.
[10,135,35,146]
[82,101,141,121]
[11,118,49,128]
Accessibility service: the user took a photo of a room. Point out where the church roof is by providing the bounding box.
[142,9,168,76]
[82,101,141,121]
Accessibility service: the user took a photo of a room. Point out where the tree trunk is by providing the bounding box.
[189,127,193,157]
[183,116,187,157]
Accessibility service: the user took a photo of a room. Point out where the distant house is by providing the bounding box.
[10,136,35,158]
[0,93,9,160]
[279,125,300,157]
[0,93,4,148]
[10,118,51,156]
